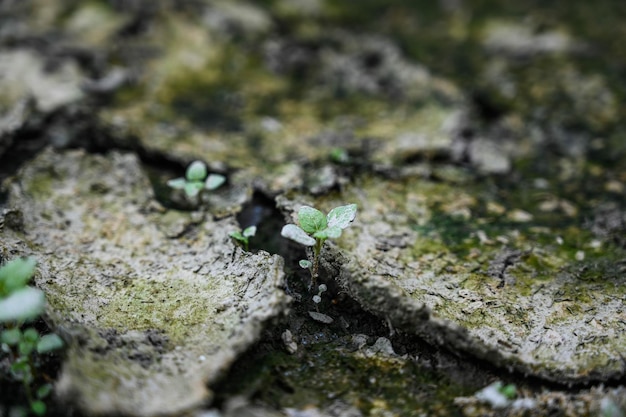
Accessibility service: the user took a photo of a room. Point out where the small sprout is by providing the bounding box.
[312,283,328,308]
[329,147,350,164]
[281,204,357,287]
[475,381,516,409]
[299,259,312,269]
[229,225,257,251]
[167,160,226,199]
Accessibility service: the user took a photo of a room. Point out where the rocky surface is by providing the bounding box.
[0,148,289,416]
[279,171,626,384]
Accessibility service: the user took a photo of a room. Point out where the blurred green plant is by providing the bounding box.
[281,204,357,287]
[1,257,64,416]
[229,225,257,251]
[167,160,225,200]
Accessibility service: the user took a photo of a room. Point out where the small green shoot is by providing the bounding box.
[167,160,226,199]
[329,147,350,164]
[475,381,517,409]
[229,225,257,251]
[0,257,64,416]
[312,284,327,311]
[281,203,357,287]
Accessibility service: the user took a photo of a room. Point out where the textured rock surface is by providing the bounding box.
[1,148,289,416]
[279,172,626,383]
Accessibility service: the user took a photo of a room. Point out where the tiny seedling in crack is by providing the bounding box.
[329,147,350,164]
[167,160,225,200]
[281,203,357,287]
[229,225,257,251]
[312,283,328,311]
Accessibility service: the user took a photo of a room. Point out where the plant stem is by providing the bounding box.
[311,238,323,288]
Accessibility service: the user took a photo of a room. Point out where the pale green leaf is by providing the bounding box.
[327,204,357,229]
[166,178,186,190]
[281,224,316,246]
[229,231,246,242]
[205,174,226,190]
[186,160,207,182]
[1,328,21,346]
[37,334,64,353]
[298,206,327,234]
[314,226,342,240]
[299,259,312,269]
[243,225,257,238]
[0,257,36,294]
[184,181,204,197]
[0,287,45,322]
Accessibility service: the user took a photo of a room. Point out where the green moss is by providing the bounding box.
[217,342,471,415]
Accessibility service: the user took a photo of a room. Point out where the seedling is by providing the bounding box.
[312,283,328,311]
[329,147,350,164]
[0,257,64,416]
[281,203,357,287]
[229,225,257,251]
[167,160,226,199]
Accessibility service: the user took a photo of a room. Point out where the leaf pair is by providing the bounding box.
[281,204,357,246]
[167,160,226,198]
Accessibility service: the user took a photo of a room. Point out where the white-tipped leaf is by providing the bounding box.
[327,204,357,229]
[281,224,315,246]
[243,225,257,238]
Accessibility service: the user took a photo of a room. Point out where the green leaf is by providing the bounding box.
[243,225,257,238]
[22,327,39,343]
[313,226,342,240]
[37,334,64,353]
[30,400,46,416]
[166,177,186,190]
[184,181,204,198]
[281,224,316,246]
[229,231,246,243]
[327,204,357,229]
[298,206,327,234]
[1,328,22,346]
[186,160,207,182]
[499,383,517,399]
[205,174,226,190]
[19,338,35,356]
[0,258,36,294]
[329,147,349,164]
[0,287,45,322]
[36,383,53,399]
[299,259,312,269]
